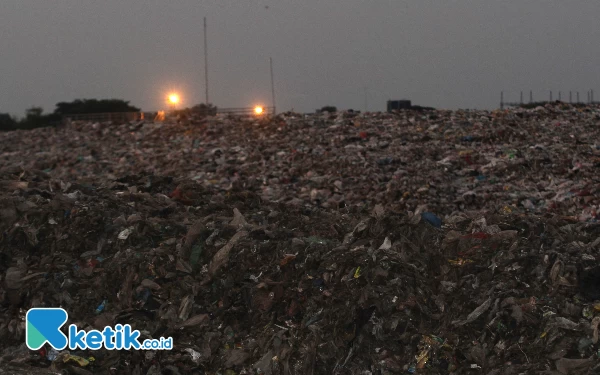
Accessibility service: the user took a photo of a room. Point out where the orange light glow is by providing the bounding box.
[254,106,264,115]
[168,94,180,105]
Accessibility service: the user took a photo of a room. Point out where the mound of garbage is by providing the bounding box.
[1,169,600,374]
[1,104,600,374]
[1,103,600,220]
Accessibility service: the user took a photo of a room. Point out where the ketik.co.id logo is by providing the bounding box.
[26,308,68,350]
[26,308,173,350]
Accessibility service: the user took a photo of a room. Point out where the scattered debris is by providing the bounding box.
[1,104,600,373]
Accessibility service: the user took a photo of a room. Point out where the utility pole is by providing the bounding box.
[500,91,504,110]
[569,91,572,103]
[529,90,533,103]
[550,91,552,102]
[270,57,276,114]
[577,92,580,103]
[558,91,561,101]
[204,17,209,105]
[520,91,523,104]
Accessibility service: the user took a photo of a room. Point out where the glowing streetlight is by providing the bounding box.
[168,94,180,106]
[254,106,264,115]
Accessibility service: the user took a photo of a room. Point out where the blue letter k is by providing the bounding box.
[26,308,68,350]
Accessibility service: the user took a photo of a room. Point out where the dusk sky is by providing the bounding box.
[1,1,599,116]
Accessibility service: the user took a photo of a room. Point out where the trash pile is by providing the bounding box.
[1,104,600,374]
[1,103,600,220]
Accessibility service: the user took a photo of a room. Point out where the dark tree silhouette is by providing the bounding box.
[320,106,337,113]
[18,106,62,129]
[190,103,217,115]
[1,99,141,131]
[0,113,17,131]
[53,99,140,115]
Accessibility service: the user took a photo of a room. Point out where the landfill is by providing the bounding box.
[1,103,600,374]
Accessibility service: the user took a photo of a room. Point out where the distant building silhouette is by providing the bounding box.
[387,100,412,112]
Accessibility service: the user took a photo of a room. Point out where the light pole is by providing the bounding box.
[270,57,276,115]
[204,17,209,105]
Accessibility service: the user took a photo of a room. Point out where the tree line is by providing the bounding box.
[0,99,140,131]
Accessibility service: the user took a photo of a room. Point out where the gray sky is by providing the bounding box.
[1,1,599,116]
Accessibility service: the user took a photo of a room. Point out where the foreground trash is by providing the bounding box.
[0,169,600,374]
